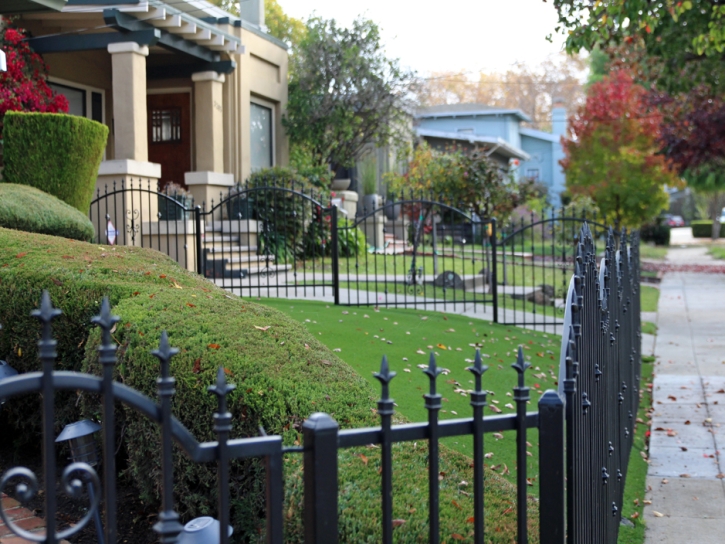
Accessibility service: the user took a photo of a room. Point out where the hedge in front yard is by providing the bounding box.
[2,112,108,214]
[691,220,725,238]
[0,227,534,542]
[640,222,670,246]
[0,183,94,241]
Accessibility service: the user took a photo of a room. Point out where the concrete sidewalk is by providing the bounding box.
[643,247,725,543]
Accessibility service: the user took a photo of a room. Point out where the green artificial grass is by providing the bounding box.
[0,183,94,241]
[638,245,668,260]
[640,286,660,313]
[260,298,562,496]
[708,246,725,260]
[641,321,657,336]
[0,227,534,542]
[617,361,654,544]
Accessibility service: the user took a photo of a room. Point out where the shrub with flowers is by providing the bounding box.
[0,18,68,130]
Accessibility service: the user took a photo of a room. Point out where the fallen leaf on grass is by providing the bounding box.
[357,453,369,466]
[416,349,426,355]
[192,358,201,374]
[489,405,502,413]
[391,519,406,528]
[186,303,196,308]
[451,534,464,540]
[16,252,27,259]
[451,500,462,510]
[437,343,447,350]
[631,512,640,520]
[254,325,271,331]
[208,343,221,350]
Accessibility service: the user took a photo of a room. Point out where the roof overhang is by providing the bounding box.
[1,0,68,14]
[520,127,560,143]
[417,128,531,161]
[417,108,532,123]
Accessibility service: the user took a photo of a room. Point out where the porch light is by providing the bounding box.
[0,49,6,72]
[56,419,105,543]
[0,360,19,405]
[56,419,101,466]
[178,516,233,543]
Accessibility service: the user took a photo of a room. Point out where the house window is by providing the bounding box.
[151,109,182,143]
[251,101,273,171]
[526,168,540,181]
[48,81,103,123]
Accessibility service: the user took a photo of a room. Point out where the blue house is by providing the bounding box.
[415,103,568,207]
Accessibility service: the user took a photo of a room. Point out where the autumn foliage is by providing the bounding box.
[0,19,68,126]
[561,70,678,228]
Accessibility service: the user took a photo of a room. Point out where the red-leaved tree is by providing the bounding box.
[561,69,679,228]
[0,18,68,129]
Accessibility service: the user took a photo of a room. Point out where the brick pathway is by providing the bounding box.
[0,493,69,544]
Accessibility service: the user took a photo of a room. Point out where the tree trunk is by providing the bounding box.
[708,191,725,241]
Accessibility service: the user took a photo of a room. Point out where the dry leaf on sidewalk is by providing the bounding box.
[653,511,664,517]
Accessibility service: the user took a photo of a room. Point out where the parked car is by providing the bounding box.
[663,214,685,227]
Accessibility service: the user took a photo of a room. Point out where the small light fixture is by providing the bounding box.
[178,516,233,543]
[56,420,105,544]
[0,360,18,406]
[56,419,102,466]
[0,49,6,72]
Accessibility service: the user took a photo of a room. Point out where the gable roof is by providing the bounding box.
[416,103,532,123]
[416,127,530,161]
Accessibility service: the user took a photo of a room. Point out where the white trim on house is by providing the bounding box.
[47,76,105,124]
[416,127,530,161]
[519,127,560,143]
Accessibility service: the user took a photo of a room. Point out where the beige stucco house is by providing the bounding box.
[13,0,288,205]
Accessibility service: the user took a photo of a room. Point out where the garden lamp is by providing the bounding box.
[0,49,6,72]
[177,516,233,543]
[56,419,102,466]
[56,419,105,544]
[0,360,19,406]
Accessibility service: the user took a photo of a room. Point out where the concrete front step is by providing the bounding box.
[204,245,257,253]
[225,262,292,273]
[204,234,240,243]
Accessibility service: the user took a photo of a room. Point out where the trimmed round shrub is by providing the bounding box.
[0,183,94,241]
[640,223,671,246]
[2,111,108,214]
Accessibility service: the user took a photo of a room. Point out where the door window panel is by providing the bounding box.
[151,109,182,143]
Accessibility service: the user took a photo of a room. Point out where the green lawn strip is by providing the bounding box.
[259,297,562,497]
[708,246,725,260]
[639,245,668,260]
[640,286,660,313]
[641,321,657,336]
[617,361,654,544]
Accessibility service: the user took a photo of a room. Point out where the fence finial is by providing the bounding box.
[91,297,120,351]
[374,356,396,401]
[32,290,62,341]
[511,346,530,388]
[423,352,442,395]
[209,367,236,414]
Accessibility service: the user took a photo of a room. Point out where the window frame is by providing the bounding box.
[47,77,105,124]
[250,97,275,171]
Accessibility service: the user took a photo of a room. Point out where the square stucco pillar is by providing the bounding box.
[108,42,149,162]
[192,71,225,172]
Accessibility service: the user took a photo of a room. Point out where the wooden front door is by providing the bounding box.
[147,93,191,190]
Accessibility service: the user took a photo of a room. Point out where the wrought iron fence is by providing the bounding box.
[0,222,641,543]
[89,183,639,334]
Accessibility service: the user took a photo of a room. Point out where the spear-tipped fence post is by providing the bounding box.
[91,297,120,544]
[303,413,339,544]
[208,368,236,544]
[423,353,442,544]
[538,389,565,544]
[32,291,62,544]
[467,349,488,544]
[374,356,396,544]
[151,332,183,543]
[512,346,531,544]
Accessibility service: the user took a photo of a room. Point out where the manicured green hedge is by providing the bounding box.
[0,183,94,241]
[0,227,532,542]
[2,112,108,214]
[640,223,670,246]
[691,220,725,238]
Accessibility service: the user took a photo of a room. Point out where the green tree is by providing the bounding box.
[264,0,306,50]
[561,70,678,228]
[283,17,415,171]
[549,0,725,94]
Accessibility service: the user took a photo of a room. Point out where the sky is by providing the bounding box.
[275,0,568,76]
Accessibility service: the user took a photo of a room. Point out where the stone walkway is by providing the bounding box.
[643,247,725,543]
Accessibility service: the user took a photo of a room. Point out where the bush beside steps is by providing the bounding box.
[0,227,534,543]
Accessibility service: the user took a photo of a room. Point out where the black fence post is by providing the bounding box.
[491,218,498,323]
[329,207,340,305]
[195,205,203,276]
[303,413,339,544]
[538,389,566,544]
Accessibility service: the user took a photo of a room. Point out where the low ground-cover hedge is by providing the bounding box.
[2,112,108,213]
[0,183,94,241]
[0,227,534,542]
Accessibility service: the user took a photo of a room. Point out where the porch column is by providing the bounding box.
[192,71,225,172]
[108,42,149,161]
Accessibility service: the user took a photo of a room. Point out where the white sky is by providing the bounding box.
[275,0,567,76]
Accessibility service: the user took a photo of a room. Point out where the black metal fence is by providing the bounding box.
[0,223,641,543]
[89,183,638,333]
